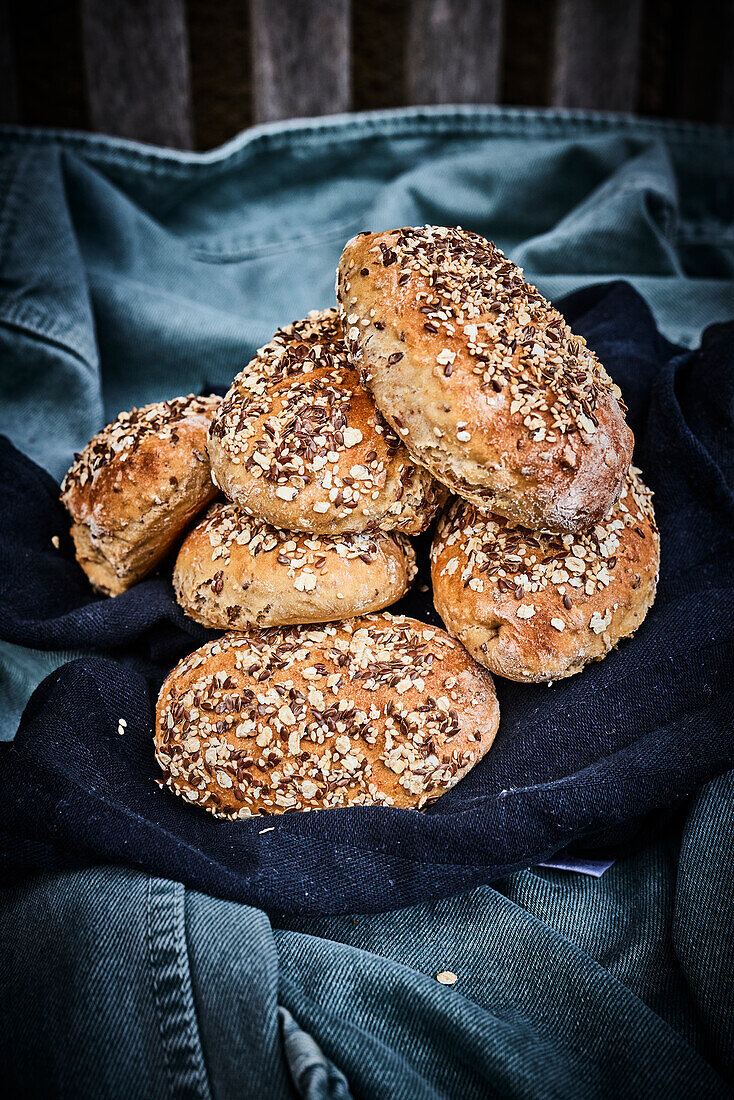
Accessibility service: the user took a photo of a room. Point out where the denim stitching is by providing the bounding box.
[0,107,731,177]
[147,876,212,1100]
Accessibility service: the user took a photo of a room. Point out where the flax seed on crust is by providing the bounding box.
[154,613,500,817]
[431,467,659,682]
[61,394,220,596]
[174,502,417,629]
[207,309,444,535]
[337,226,633,533]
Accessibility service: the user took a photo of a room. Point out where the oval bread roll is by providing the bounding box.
[431,467,659,682]
[207,309,444,535]
[338,226,633,533]
[173,502,417,629]
[61,395,220,596]
[155,614,500,817]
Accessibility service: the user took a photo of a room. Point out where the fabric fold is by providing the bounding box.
[0,106,733,1096]
[1,282,732,916]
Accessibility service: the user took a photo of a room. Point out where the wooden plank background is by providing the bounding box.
[0,0,732,149]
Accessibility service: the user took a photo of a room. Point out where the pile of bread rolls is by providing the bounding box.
[61,226,658,819]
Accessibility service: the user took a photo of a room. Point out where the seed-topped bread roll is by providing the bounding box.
[155,613,500,817]
[207,309,444,535]
[61,395,220,596]
[431,467,659,682]
[338,226,633,533]
[173,502,417,629]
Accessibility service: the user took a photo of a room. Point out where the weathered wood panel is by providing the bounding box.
[501,0,555,107]
[637,0,733,124]
[719,7,734,124]
[81,0,194,148]
[7,0,87,130]
[0,0,19,123]
[187,0,252,149]
[1,0,731,146]
[250,0,351,124]
[405,0,505,104]
[666,0,734,124]
[551,0,643,112]
[352,0,408,111]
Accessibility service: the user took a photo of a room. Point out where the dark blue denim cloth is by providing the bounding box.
[1,281,732,915]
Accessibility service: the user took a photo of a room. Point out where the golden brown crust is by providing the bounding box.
[173,502,417,629]
[431,467,659,682]
[61,395,220,595]
[207,309,445,535]
[337,227,633,533]
[154,613,500,817]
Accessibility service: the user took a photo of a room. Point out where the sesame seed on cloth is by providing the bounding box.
[154,613,500,818]
[436,971,458,985]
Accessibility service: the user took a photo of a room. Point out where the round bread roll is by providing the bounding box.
[431,467,659,683]
[61,394,220,596]
[173,501,417,629]
[337,226,633,533]
[155,613,500,817]
[207,309,444,535]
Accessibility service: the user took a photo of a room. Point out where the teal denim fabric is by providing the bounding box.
[1,107,733,1097]
[1,768,732,1097]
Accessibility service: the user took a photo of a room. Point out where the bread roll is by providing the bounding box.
[155,613,500,816]
[207,309,444,535]
[61,395,220,595]
[173,502,416,629]
[338,226,633,533]
[431,467,659,682]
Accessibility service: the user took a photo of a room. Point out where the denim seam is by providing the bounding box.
[0,110,730,298]
[147,876,212,1100]
[0,154,97,365]
[188,215,363,262]
[0,149,22,275]
[0,107,731,176]
[0,308,97,370]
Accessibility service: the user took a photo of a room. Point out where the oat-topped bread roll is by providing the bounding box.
[155,613,500,817]
[207,309,444,535]
[431,467,659,683]
[338,226,633,532]
[61,395,220,596]
[173,501,416,629]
